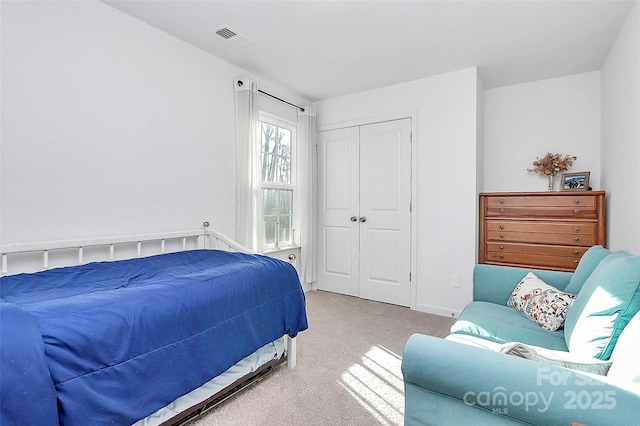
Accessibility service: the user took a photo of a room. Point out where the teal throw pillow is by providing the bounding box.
[564,245,612,294]
[564,250,640,360]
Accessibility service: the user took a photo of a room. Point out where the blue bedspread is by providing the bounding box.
[0,250,308,425]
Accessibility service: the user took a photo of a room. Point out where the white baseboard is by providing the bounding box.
[414,303,461,320]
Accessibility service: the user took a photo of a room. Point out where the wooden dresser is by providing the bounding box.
[479,191,606,272]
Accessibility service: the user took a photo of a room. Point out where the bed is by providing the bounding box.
[0,225,308,425]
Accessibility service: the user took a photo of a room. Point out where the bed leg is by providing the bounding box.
[287,336,297,369]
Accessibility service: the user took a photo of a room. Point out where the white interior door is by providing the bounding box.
[317,126,360,296]
[317,119,411,306]
[359,119,412,306]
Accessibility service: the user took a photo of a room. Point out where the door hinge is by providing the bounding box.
[410,202,412,212]
[409,272,412,282]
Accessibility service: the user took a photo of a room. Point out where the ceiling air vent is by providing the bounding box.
[210,25,253,47]
[215,27,237,40]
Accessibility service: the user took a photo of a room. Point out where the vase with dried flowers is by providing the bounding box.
[527,152,577,191]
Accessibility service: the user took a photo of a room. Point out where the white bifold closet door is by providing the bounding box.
[317,118,411,306]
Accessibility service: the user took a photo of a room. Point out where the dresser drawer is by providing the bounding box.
[486,243,587,271]
[486,195,597,208]
[486,220,597,246]
[486,220,596,235]
[487,242,587,258]
[485,195,597,218]
[486,230,596,246]
[486,205,596,219]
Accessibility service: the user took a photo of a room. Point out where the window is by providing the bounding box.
[260,115,296,251]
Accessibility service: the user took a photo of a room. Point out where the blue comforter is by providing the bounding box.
[0,250,308,425]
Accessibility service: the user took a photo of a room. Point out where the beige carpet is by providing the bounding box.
[191,290,455,426]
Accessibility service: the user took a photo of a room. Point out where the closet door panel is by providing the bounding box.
[316,127,360,296]
[359,119,411,306]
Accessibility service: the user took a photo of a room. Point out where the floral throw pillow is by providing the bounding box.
[507,272,577,332]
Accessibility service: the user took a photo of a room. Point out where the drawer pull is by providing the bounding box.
[574,260,580,265]
[500,234,504,239]
[574,227,580,233]
[574,209,581,214]
[574,250,580,256]
[575,199,580,204]
[499,199,505,204]
[574,237,580,242]
[499,225,504,230]
[499,245,504,250]
[499,208,505,213]
[499,254,504,259]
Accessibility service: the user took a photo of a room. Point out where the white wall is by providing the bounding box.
[601,1,640,254]
[484,72,602,192]
[314,68,480,316]
[475,70,485,259]
[0,1,308,244]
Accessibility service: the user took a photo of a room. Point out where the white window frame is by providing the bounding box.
[258,112,297,252]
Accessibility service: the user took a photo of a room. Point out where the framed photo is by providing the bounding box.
[561,171,590,191]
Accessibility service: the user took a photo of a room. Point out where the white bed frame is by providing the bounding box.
[1,224,300,424]
[0,223,297,369]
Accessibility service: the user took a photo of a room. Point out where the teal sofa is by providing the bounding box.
[402,246,640,425]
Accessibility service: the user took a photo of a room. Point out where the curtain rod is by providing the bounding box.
[258,89,305,113]
[236,80,305,112]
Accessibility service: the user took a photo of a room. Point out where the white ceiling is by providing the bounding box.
[103,1,635,102]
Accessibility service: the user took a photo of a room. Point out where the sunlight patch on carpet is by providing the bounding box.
[338,345,404,426]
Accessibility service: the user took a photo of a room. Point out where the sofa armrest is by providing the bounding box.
[402,334,639,426]
[473,264,572,305]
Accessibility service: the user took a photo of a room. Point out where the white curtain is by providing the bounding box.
[298,107,317,285]
[234,79,259,250]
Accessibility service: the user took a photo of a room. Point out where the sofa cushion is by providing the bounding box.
[507,272,576,331]
[451,301,568,350]
[564,245,612,294]
[607,311,640,385]
[564,251,640,360]
[445,333,505,350]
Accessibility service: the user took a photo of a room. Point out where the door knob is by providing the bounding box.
[359,216,367,223]
[350,216,358,222]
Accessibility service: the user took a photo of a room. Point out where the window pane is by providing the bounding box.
[261,123,274,182]
[262,123,275,152]
[262,188,293,247]
[264,217,277,245]
[279,215,291,243]
[275,154,290,185]
[280,189,292,214]
[263,188,279,216]
[277,128,291,184]
[261,122,292,185]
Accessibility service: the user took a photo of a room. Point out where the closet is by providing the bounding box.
[316,119,412,306]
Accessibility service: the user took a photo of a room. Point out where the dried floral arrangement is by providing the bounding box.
[527,152,577,176]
